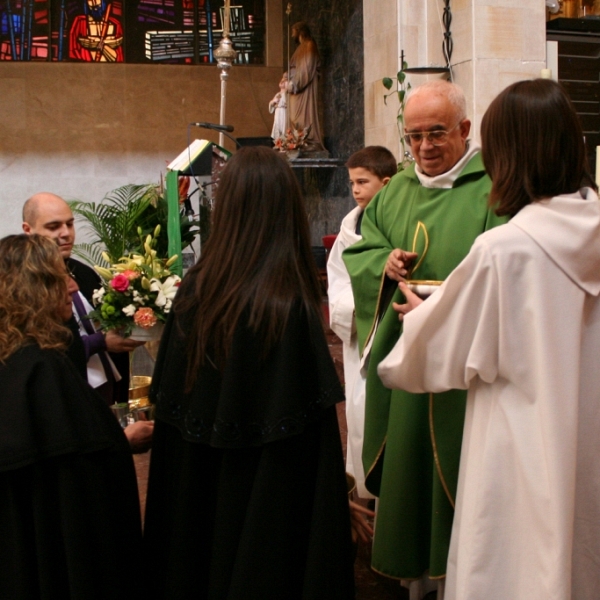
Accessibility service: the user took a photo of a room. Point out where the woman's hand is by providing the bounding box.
[392,281,423,321]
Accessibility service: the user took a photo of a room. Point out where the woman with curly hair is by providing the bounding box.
[0,234,143,600]
[143,147,355,599]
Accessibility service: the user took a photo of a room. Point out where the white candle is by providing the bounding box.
[540,68,552,79]
[596,146,600,186]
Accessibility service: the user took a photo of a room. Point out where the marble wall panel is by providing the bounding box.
[365,124,401,161]
[475,7,525,60]
[450,5,474,66]
[522,9,548,62]
[404,0,426,28]
[452,0,470,9]
[401,24,421,72]
[364,0,400,155]
[426,0,448,69]
[473,57,546,121]
[365,0,397,38]
[364,26,399,83]
[478,0,538,6]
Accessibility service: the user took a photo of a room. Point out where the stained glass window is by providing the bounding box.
[0,0,265,63]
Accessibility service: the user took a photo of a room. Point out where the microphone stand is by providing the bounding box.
[189,123,240,149]
[219,130,241,149]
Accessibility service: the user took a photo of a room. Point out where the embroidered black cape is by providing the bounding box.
[143,300,356,599]
[0,345,143,599]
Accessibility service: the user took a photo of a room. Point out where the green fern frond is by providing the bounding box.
[71,242,109,268]
[68,182,198,264]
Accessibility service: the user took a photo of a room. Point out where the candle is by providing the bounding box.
[223,0,231,38]
[540,68,552,79]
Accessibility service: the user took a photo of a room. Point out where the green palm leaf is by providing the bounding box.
[69,183,198,266]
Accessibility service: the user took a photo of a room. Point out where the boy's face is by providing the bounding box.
[348,167,390,210]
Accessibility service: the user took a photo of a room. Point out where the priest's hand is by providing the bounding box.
[393,281,423,321]
[385,249,418,281]
[105,329,146,353]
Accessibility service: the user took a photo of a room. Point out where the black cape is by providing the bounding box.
[143,302,356,599]
[0,345,143,599]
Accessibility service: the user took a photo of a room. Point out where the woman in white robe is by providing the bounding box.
[377,79,600,600]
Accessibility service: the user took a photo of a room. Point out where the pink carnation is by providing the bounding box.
[133,307,158,329]
[110,273,130,292]
[122,269,140,281]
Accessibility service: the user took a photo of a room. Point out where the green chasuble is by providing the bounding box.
[343,153,507,580]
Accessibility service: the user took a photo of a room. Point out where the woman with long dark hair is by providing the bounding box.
[0,234,143,599]
[143,147,355,599]
[378,79,600,598]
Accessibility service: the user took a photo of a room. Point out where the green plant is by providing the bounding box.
[383,59,414,171]
[69,183,198,267]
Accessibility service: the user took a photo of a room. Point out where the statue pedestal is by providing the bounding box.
[299,148,331,159]
[289,157,354,246]
[289,157,345,169]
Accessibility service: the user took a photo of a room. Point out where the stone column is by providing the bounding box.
[451,0,547,141]
[363,1,401,156]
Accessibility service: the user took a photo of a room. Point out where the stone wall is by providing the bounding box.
[0,0,284,239]
[0,0,365,244]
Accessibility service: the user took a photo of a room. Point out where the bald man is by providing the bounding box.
[23,192,142,405]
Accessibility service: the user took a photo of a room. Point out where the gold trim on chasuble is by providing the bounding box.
[360,269,389,358]
[429,393,455,509]
[364,433,387,485]
[360,221,431,357]
[363,221,434,486]
[408,221,429,277]
[366,221,451,583]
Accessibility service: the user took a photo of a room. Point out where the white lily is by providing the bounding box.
[92,287,105,305]
[122,304,137,317]
[150,275,181,309]
[133,290,147,305]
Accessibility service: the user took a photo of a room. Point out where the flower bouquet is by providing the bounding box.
[273,123,312,158]
[89,225,180,340]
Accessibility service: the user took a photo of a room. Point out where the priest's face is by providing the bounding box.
[404,92,471,177]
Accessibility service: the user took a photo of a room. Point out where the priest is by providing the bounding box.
[343,80,507,597]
